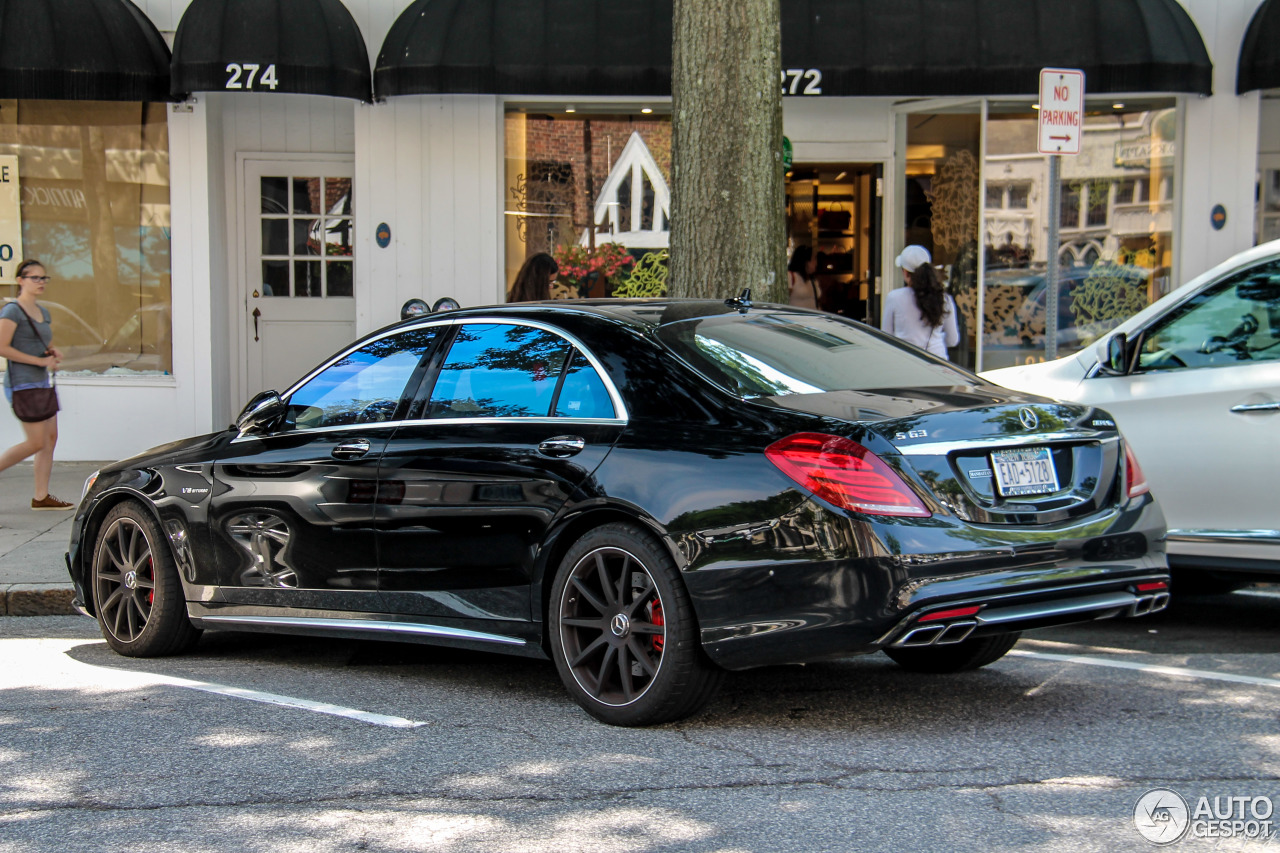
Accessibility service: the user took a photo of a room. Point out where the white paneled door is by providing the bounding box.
[243,158,356,398]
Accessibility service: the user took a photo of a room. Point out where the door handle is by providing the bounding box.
[332,438,372,459]
[1230,401,1280,413]
[538,435,586,458]
[252,307,261,342]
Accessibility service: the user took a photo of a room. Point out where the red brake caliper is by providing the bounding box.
[147,557,155,605]
[649,598,664,653]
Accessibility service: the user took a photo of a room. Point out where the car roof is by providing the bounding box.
[389,298,800,334]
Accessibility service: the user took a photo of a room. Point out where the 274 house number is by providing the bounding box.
[225,63,280,91]
[781,69,822,95]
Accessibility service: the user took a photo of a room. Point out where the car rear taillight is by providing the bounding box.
[1123,441,1149,498]
[765,433,930,517]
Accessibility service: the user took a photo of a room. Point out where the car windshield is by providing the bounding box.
[655,312,974,398]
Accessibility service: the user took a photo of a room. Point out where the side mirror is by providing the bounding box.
[235,390,285,434]
[1097,332,1134,376]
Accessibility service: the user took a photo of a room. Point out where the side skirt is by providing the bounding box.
[187,603,549,660]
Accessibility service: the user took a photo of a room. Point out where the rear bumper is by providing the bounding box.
[879,579,1169,649]
[682,495,1167,670]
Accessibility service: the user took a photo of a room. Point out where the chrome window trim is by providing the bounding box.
[895,432,1116,456]
[231,415,627,443]
[198,614,527,647]
[237,314,629,441]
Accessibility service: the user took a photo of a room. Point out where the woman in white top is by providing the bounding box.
[787,245,819,310]
[883,245,960,359]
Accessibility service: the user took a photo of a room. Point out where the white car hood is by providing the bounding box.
[981,237,1280,397]
[981,351,1092,399]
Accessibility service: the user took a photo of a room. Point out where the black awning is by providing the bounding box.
[375,0,1211,100]
[172,0,372,101]
[0,0,171,101]
[375,0,672,98]
[784,0,1213,97]
[1239,0,1280,93]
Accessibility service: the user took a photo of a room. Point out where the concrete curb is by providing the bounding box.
[2,584,78,616]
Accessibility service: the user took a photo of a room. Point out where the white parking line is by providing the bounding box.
[149,673,429,729]
[0,638,427,729]
[1235,588,1280,601]
[1011,649,1280,690]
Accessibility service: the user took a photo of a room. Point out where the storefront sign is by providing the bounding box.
[0,155,23,284]
[1114,139,1176,167]
[1212,204,1227,230]
[780,69,823,96]
[1038,68,1085,155]
[782,137,793,170]
[225,63,280,91]
[376,222,391,248]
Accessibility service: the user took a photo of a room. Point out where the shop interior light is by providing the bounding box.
[1032,104,1041,110]
[641,107,653,114]
[834,171,847,181]
[1112,103,1126,110]
[565,105,576,113]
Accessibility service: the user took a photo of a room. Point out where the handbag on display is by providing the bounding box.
[817,205,851,231]
[10,307,60,423]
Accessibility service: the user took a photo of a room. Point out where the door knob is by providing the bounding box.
[538,436,586,458]
[332,438,372,459]
[1231,401,1280,413]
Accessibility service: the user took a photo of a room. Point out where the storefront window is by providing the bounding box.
[979,101,1177,370]
[903,110,982,367]
[504,109,671,301]
[0,100,171,376]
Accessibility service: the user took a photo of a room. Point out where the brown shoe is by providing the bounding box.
[32,494,75,511]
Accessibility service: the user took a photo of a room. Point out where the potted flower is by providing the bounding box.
[553,243,635,298]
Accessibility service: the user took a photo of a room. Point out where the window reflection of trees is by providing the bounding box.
[287,328,438,429]
[430,324,573,418]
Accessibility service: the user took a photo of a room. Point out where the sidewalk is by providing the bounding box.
[1,460,105,616]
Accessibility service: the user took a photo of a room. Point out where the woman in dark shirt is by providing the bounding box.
[508,253,558,302]
[0,259,73,510]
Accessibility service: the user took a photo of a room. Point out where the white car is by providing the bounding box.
[983,241,1280,592]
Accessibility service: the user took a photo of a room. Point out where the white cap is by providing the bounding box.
[895,245,932,273]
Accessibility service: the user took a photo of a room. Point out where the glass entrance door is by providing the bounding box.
[784,162,882,324]
[896,102,983,369]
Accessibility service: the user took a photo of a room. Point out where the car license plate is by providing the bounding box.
[990,447,1060,497]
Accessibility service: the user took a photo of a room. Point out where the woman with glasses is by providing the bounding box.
[0,259,73,510]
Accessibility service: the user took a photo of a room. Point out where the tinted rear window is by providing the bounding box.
[655,312,972,398]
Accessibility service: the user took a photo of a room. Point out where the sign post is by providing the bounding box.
[1038,68,1084,361]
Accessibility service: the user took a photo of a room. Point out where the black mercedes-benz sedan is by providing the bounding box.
[67,297,1169,726]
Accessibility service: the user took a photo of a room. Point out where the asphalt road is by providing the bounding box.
[2,590,1278,852]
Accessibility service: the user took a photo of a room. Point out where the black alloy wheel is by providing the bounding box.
[883,631,1021,673]
[550,523,722,726]
[91,501,200,657]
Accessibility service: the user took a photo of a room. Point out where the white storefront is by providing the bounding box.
[0,0,1274,460]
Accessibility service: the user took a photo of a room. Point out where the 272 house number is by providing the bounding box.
[225,63,280,90]
[781,69,822,95]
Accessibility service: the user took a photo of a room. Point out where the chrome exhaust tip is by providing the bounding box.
[892,619,979,648]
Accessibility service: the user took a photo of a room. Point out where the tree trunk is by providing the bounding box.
[671,0,786,302]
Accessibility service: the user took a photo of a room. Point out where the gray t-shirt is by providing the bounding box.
[1,301,51,389]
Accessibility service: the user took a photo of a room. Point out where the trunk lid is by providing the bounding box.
[762,389,1125,524]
